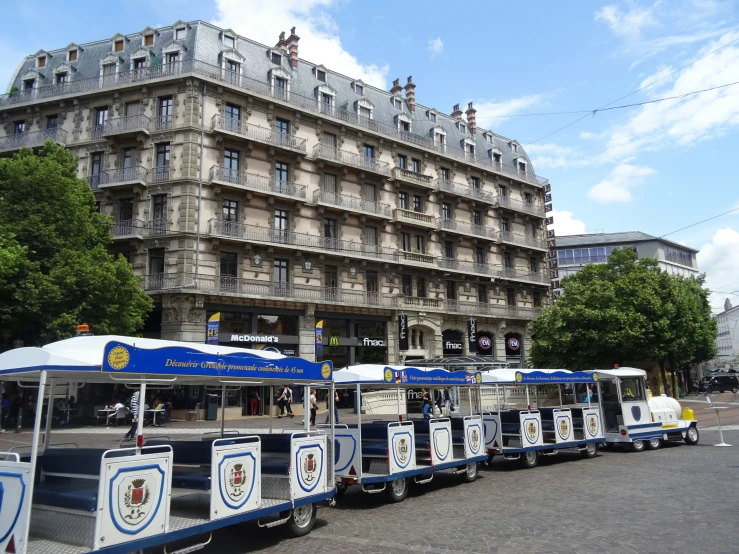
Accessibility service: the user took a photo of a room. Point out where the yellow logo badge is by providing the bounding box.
[515,372,523,383]
[107,346,130,371]
[592,372,599,381]
[321,363,331,379]
[384,368,393,383]
[476,373,482,384]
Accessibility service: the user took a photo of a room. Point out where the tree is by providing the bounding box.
[530,248,717,395]
[0,141,153,346]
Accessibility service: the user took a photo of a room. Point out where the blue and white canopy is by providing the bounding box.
[0,335,332,384]
[334,364,482,387]
[480,368,598,385]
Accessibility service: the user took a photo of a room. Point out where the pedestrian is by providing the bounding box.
[309,389,318,426]
[276,385,287,418]
[443,388,453,416]
[285,385,294,418]
[0,392,8,433]
[324,390,340,424]
[123,390,140,440]
[421,388,431,419]
[249,389,261,416]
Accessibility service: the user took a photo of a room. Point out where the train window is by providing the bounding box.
[619,377,645,401]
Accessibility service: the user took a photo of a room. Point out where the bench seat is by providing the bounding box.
[262,460,290,476]
[172,471,211,491]
[361,443,387,457]
[34,480,98,512]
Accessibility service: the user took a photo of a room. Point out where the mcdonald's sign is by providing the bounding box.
[328,336,340,347]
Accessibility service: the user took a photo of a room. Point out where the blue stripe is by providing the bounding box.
[497,438,604,454]
[627,423,663,430]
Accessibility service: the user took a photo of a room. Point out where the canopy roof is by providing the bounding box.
[585,368,647,379]
[410,356,509,369]
[334,364,481,387]
[480,368,598,384]
[0,335,331,384]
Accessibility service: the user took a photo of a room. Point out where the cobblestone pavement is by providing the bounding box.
[155,429,737,554]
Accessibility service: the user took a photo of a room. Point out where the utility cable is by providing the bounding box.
[659,206,739,238]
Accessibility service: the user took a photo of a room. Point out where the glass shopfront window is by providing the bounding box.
[257,314,297,335]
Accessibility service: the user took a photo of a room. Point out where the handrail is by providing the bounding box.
[313,143,391,176]
[209,166,306,199]
[313,189,391,217]
[0,128,68,151]
[212,114,307,153]
[435,178,496,204]
[497,230,548,250]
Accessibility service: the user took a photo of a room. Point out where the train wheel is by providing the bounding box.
[385,478,409,503]
[646,438,662,450]
[287,503,316,537]
[627,440,645,452]
[519,450,539,469]
[460,462,478,483]
[684,426,699,445]
[580,443,598,458]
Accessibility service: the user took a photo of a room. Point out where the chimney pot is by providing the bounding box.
[286,27,300,68]
[404,77,416,112]
[280,31,285,40]
[453,104,459,112]
[291,26,296,35]
[465,102,477,134]
[390,78,403,95]
[468,102,473,110]
[407,76,413,84]
[276,31,288,52]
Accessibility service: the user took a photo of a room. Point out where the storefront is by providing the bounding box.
[442,330,464,357]
[475,331,496,357]
[505,332,523,368]
[316,314,388,369]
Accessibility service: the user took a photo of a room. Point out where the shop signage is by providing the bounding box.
[467,319,477,353]
[507,337,520,351]
[315,320,323,357]
[206,312,220,345]
[360,338,386,347]
[328,336,340,347]
[229,334,281,343]
[398,314,408,351]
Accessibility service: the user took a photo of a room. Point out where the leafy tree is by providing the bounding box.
[530,248,716,395]
[0,141,152,346]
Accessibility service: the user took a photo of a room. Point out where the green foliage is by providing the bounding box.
[530,248,717,376]
[0,141,152,345]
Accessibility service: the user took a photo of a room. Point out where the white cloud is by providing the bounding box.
[697,227,739,311]
[526,143,590,169]
[473,93,548,124]
[213,0,389,88]
[549,210,587,236]
[588,163,656,203]
[428,37,444,58]
[595,2,657,41]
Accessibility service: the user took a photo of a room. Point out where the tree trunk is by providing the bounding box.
[668,355,678,399]
[658,359,670,397]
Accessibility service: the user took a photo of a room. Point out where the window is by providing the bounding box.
[418,330,425,348]
[620,377,646,401]
[355,84,363,95]
[478,284,487,303]
[132,58,146,70]
[124,101,141,117]
[397,154,407,169]
[504,252,512,268]
[524,192,533,205]
[222,199,238,222]
[399,192,409,210]
[90,152,103,187]
[533,291,541,308]
[475,246,485,265]
[102,63,116,77]
[364,183,376,202]
[275,161,289,184]
[459,123,466,134]
[511,143,518,153]
[417,277,426,298]
[429,112,436,122]
[23,79,34,90]
[413,195,423,212]
[446,280,456,300]
[149,248,165,275]
[365,226,378,246]
[321,132,336,148]
[271,52,281,65]
[411,159,420,173]
[507,289,516,306]
[435,132,446,148]
[151,194,167,234]
[274,77,287,95]
[274,209,289,231]
[275,118,289,137]
[444,241,454,259]
[324,218,337,239]
[226,59,240,74]
[323,173,337,193]
[366,272,379,298]
[415,235,424,253]
[411,329,417,349]
[95,106,109,127]
[56,73,68,84]
[501,217,510,232]
[325,266,338,289]
[154,142,170,180]
[225,103,240,131]
[499,185,507,197]
[224,149,239,173]
[440,167,450,181]
[273,259,289,283]
[122,148,134,168]
[68,49,78,62]
[166,52,179,64]
[119,198,134,221]
[400,121,410,132]
[401,232,411,251]
[530,257,538,272]
[175,27,186,40]
[492,152,502,164]
[363,144,375,159]
[38,56,46,68]
[473,210,482,226]
[220,251,238,278]
[316,69,326,82]
[114,40,124,52]
[485,133,493,144]
[359,106,371,119]
[471,177,480,190]
[393,98,402,109]
[223,35,235,48]
[158,96,173,129]
[46,115,58,129]
[442,203,451,219]
[321,93,332,111]
[402,275,412,296]
[518,161,526,172]
[144,34,154,46]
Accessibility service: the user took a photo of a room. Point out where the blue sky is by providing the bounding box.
[3,0,739,309]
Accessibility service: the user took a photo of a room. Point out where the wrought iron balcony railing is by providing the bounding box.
[436,257,550,284]
[153,115,174,131]
[497,230,548,250]
[212,115,307,153]
[98,166,148,187]
[312,143,391,176]
[207,219,398,262]
[151,166,171,182]
[313,189,392,218]
[111,218,170,238]
[0,128,68,152]
[0,58,548,188]
[209,166,306,199]
[435,178,496,204]
[100,114,150,137]
[437,218,496,240]
[496,195,545,217]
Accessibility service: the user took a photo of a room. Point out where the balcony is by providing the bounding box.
[207,219,398,263]
[497,230,548,251]
[0,59,549,189]
[209,166,306,200]
[90,166,148,189]
[435,178,496,205]
[393,208,436,229]
[436,257,550,284]
[437,218,496,240]
[211,115,306,154]
[151,166,172,182]
[312,143,391,177]
[496,195,545,217]
[664,252,696,268]
[392,167,434,189]
[398,250,435,265]
[100,114,150,138]
[0,128,68,153]
[445,300,541,321]
[153,115,174,131]
[111,219,170,238]
[313,190,392,219]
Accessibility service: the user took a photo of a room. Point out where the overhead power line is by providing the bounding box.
[522,35,739,145]
[658,206,739,238]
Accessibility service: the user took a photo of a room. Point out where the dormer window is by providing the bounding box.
[56,72,68,84]
[175,27,186,40]
[114,40,124,52]
[271,52,281,65]
[68,49,78,62]
[144,34,154,46]
[356,97,374,120]
[355,84,363,95]
[37,55,46,68]
[484,132,493,143]
[393,98,403,110]
[428,111,437,122]
[510,142,518,153]
[316,69,326,82]
[223,35,235,48]
[459,123,466,134]
[492,151,502,164]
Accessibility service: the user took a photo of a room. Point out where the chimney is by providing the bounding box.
[390,78,403,96]
[451,103,463,119]
[404,76,416,112]
[276,31,288,53]
[465,102,477,134]
[725,298,733,312]
[287,27,299,68]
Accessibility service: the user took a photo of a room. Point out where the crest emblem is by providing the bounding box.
[226,463,245,500]
[303,453,317,483]
[586,415,598,437]
[558,418,569,439]
[631,406,642,421]
[123,478,150,521]
[397,438,409,462]
[525,420,538,442]
[470,428,480,451]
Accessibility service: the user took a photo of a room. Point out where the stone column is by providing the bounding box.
[299,305,316,362]
[495,321,507,362]
[160,294,207,343]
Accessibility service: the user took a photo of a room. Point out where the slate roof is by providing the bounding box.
[7,21,538,181]
[556,232,699,253]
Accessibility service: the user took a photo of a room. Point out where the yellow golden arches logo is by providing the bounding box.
[384,368,393,383]
[328,336,339,347]
[321,363,331,379]
[475,373,482,384]
[592,372,599,381]
[107,346,130,371]
[515,372,523,383]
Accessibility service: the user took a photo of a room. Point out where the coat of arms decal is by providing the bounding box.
[525,420,538,442]
[558,418,569,439]
[123,478,150,521]
[586,415,598,436]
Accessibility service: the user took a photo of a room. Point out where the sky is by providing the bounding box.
[2,0,739,311]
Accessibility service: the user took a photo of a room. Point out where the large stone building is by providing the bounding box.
[0,21,554,368]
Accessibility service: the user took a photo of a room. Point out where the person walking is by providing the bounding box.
[285,385,294,418]
[443,388,453,416]
[249,388,261,416]
[324,390,340,424]
[421,388,431,419]
[276,386,287,418]
[123,390,140,440]
[309,389,318,426]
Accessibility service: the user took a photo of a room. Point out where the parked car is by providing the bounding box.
[704,374,739,394]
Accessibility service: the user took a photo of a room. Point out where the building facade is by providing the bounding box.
[711,299,739,365]
[0,21,554,368]
[554,231,700,281]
